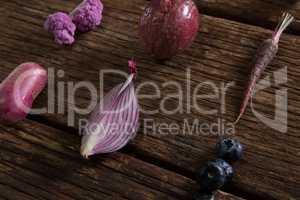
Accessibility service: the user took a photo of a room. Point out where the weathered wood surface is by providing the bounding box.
[0,0,300,200]
[0,119,243,200]
[197,0,300,33]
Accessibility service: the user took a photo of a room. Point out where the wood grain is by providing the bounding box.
[0,119,243,200]
[0,0,299,199]
[197,0,300,34]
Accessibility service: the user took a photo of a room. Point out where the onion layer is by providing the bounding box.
[0,62,47,122]
[139,0,200,60]
[81,60,140,158]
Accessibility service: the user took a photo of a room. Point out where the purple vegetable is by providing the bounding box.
[70,0,104,32]
[80,60,140,158]
[0,63,47,122]
[44,0,103,45]
[235,12,294,124]
[139,0,200,60]
[44,12,76,45]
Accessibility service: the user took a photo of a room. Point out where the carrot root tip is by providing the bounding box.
[273,12,294,44]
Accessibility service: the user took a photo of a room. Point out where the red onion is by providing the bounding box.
[139,0,200,60]
[80,60,140,158]
[0,63,47,122]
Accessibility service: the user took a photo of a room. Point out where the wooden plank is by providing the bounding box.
[197,0,300,34]
[0,119,243,200]
[0,0,299,199]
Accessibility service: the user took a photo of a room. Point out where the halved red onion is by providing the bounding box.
[81,60,140,158]
[0,62,47,122]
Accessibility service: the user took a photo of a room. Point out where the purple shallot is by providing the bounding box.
[0,62,47,122]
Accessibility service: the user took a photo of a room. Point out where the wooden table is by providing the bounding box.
[0,0,299,199]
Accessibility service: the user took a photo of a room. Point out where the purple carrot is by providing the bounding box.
[235,12,294,124]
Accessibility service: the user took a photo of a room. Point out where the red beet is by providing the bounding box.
[139,0,200,60]
[0,62,47,122]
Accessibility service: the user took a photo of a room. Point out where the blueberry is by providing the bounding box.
[196,159,233,191]
[196,161,225,191]
[193,191,215,200]
[216,138,243,162]
[216,159,234,182]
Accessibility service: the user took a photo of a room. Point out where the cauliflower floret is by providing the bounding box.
[44,12,76,45]
[70,0,104,32]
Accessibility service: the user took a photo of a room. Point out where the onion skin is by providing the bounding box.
[0,63,47,122]
[81,60,139,158]
[81,78,139,158]
[139,0,200,60]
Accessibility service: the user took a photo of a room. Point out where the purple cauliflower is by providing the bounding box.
[70,0,103,32]
[44,12,76,45]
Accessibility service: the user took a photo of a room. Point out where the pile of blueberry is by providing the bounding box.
[193,138,243,200]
